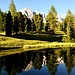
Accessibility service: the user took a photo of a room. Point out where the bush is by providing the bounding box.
[62,35,70,42]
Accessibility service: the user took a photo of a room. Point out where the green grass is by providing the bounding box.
[0,34,51,48]
[0,48,26,57]
[0,30,75,57]
[0,30,75,52]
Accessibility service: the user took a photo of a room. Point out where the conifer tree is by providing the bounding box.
[33,14,43,32]
[64,9,74,36]
[13,16,19,34]
[15,12,25,34]
[46,5,57,30]
[0,9,2,31]
[9,0,16,18]
[5,11,12,36]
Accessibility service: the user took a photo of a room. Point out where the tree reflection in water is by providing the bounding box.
[0,48,75,75]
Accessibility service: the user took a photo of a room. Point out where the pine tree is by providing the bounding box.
[33,14,43,32]
[38,14,43,31]
[33,14,38,31]
[5,11,13,36]
[16,12,25,34]
[65,9,74,36]
[13,16,19,34]
[23,14,29,32]
[0,9,2,31]
[9,0,16,34]
[31,19,36,31]
[9,0,16,18]
[63,9,75,42]
[0,9,7,31]
[46,5,57,30]
[27,18,31,32]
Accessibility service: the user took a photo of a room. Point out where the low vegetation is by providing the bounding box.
[0,30,75,50]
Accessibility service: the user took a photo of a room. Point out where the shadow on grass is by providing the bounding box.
[11,33,62,42]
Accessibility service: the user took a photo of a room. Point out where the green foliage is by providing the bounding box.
[13,16,19,34]
[0,9,6,31]
[0,10,2,31]
[23,14,28,32]
[33,14,43,32]
[31,19,36,31]
[15,12,25,33]
[63,9,75,41]
[46,5,57,30]
[62,35,70,42]
[50,5,57,14]
[58,22,63,31]
[38,14,43,31]
[9,0,16,18]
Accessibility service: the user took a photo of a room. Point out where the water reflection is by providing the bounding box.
[0,48,75,75]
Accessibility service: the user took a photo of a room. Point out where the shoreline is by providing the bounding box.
[0,42,75,50]
[0,42,75,57]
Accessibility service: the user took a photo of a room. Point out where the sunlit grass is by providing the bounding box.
[0,48,25,57]
[0,30,75,52]
[23,42,75,51]
[0,35,50,48]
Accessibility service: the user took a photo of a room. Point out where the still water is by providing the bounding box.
[0,48,75,75]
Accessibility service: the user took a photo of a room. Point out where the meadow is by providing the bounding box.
[0,30,75,50]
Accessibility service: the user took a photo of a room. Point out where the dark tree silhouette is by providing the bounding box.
[45,25,48,33]
[5,11,12,36]
[13,16,19,34]
[27,18,32,32]
[31,19,36,31]
[15,12,25,34]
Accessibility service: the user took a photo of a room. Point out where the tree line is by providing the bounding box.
[46,5,75,41]
[0,0,75,41]
[0,0,43,36]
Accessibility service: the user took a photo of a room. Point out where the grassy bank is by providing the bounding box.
[23,43,75,51]
[0,31,63,49]
[0,31,75,51]
[0,35,51,49]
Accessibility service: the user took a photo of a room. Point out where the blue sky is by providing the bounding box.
[0,0,75,16]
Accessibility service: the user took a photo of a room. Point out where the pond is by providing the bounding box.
[0,48,75,75]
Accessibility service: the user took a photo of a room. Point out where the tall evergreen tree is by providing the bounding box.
[9,0,16,18]
[0,9,2,31]
[46,5,57,30]
[71,18,75,39]
[33,14,38,31]
[38,14,43,31]
[5,11,13,36]
[0,9,7,32]
[13,16,19,34]
[31,19,36,31]
[23,14,29,32]
[9,0,16,34]
[27,18,32,32]
[16,12,25,34]
[64,9,74,36]
[63,9,75,42]
[33,14,43,32]
[1,12,7,31]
